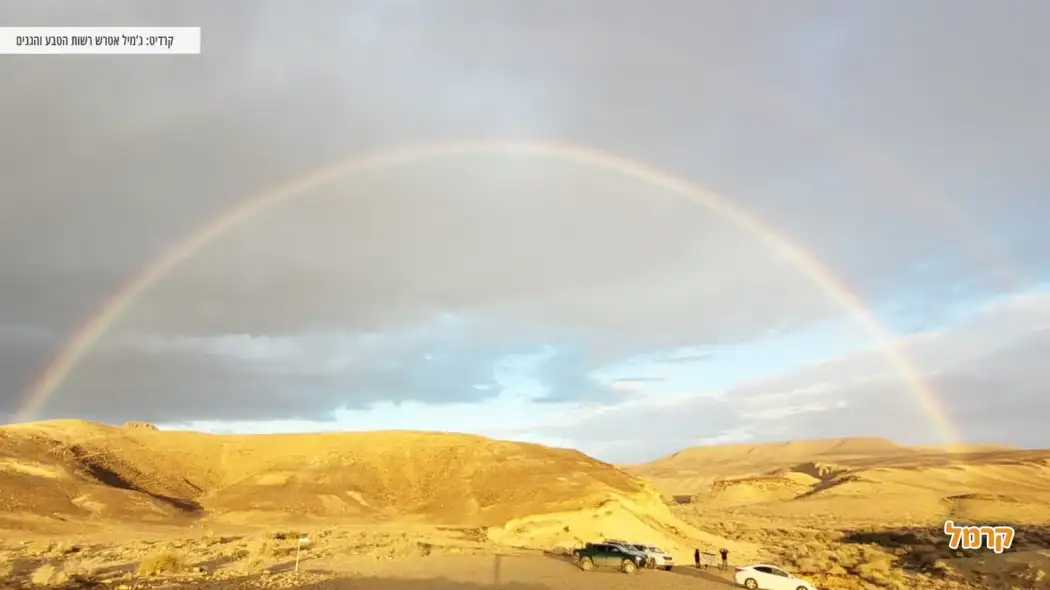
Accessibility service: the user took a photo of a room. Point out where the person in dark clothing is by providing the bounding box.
[719,548,729,571]
[694,548,700,568]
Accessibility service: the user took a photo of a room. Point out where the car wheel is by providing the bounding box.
[622,559,637,574]
[744,578,758,589]
[578,557,593,571]
[663,565,672,571]
[796,587,807,590]
[646,557,656,568]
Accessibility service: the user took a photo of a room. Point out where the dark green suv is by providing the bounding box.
[572,542,646,574]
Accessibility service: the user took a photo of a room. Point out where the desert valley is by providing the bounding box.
[0,420,1048,590]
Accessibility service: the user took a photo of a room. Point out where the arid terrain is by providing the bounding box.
[0,421,1047,589]
[629,437,1050,589]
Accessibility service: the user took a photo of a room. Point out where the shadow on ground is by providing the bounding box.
[535,550,638,578]
[541,548,735,587]
[166,576,550,590]
[667,564,736,587]
[841,523,1050,589]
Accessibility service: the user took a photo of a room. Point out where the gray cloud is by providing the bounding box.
[2,1,1049,427]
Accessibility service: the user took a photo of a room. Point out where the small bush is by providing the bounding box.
[30,564,68,586]
[793,557,820,573]
[931,559,952,576]
[26,540,56,556]
[827,563,848,576]
[136,549,185,576]
[237,537,275,573]
[59,558,101,584]
[855,555,895,585]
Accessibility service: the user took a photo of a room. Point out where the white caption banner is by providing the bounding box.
[0,27,200,54]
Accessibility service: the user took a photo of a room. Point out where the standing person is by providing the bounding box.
[694,548,700,569]
[719,548,729,571]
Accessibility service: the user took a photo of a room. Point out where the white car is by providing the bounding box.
[734,564,817,590]
[627,543,674,570]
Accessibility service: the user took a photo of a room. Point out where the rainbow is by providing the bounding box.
[14,139,960,445]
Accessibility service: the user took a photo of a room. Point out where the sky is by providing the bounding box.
[1,1,1049,462]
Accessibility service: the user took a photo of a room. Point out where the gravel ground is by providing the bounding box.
[160,555,739,590]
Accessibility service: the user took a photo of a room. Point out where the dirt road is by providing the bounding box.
[168,554,740,589]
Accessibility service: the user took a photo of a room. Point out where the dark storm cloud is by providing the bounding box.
[1,0,1048,425]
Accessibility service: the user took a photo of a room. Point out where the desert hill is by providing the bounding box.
[0,419,755,565]
[624,436,1050,528]
[632,437,908,473]
[624,437,1050,589]
[0,419,650,527]
[625,436,1050,503]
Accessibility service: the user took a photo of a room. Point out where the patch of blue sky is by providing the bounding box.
[588,316,875,395]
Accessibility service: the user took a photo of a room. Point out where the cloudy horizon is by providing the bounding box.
[2,1,1048,462]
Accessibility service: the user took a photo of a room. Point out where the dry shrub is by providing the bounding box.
[819,530,845,542]
[911,544,942,569]
[854,564,891,585]
[30,563,69,586]
[26,555,102,586]
[237,537,275,573]
[827,563,847,576]
[136,549,185,576]
[26,540,57,556]
[854,552,896,585]
[792,556,822,573]
[931,560,952,576]
[204,530,239,547]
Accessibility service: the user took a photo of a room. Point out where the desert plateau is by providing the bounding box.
[0,420,1045,590]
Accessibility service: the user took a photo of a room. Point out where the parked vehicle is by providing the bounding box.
[602,540,652,564]
[603,539,675,570]
[734,564,817,590]
[626,543,674,570]
[571,542,647,574]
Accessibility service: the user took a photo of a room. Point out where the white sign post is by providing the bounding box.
[295,536,310,573]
